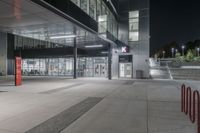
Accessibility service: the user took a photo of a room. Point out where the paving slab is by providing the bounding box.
[0,77,197,133]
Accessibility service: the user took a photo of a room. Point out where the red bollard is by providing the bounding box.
[185,87,192,115]
[190,91,200,133]
[181,84,200,133]
[181,84,186,112]
[192,90,200,133]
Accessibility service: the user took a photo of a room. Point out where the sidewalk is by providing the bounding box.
[0,78,197,133]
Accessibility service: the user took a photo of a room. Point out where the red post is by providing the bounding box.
[185,87,192,115]
[192,90,200,133]
[181,84,186,112]
[181,84,200,133]
[15,57,22,86]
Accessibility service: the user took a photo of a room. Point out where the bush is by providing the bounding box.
[174,49,200,62]
[185,49,195,62]
[194,56,200,62]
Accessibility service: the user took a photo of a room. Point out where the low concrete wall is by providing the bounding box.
[170,68,200,80]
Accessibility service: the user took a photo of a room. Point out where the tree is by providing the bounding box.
[175,52,181,58]
[186,49,195,62]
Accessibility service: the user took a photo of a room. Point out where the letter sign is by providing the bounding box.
[121,46,129,53]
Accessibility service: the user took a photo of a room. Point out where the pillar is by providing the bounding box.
[0,32,7,76]
[108,43,112,80]
[73,27,77,79]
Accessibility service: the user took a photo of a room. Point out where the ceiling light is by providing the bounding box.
[50,35,76,39]
[101,51,108,54]
[85,45,103,48]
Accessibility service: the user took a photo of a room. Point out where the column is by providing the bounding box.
[73,27,77,79]
[108,43,112,80]
[0,32,7,76]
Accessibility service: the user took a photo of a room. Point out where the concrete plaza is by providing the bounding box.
[0,77,197,133]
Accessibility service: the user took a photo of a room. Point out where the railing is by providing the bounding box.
[181,84,200,133]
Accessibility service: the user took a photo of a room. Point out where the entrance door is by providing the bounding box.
[119,63,132,78]
[94,63,107,77]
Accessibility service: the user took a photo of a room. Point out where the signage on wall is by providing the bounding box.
[15,57,22,86]
[121,46,129,53]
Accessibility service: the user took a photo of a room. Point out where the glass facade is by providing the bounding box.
[129,11,139,42]
[70,0,118,38]
[22,58,74,76]
[71,0,79,6]
[89,0,96,19]
[22,57,108,77]
[98,15,107,33]
[80,0,88,13]
[14,35,72,50]
[77,57,108,77]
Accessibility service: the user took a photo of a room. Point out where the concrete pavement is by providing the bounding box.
[0,77,197,133]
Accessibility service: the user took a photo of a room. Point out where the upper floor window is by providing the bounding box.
[89,0,96,19]
[98,15,107,34]
[80,0,88,13]
[71,0,79,6]
[70,0,118,38]
[129,11,139,42]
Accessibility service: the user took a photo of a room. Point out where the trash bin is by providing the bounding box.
[136,70,143,79]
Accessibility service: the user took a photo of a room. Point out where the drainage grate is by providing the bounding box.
[0,91,7,93]
[25,97,103,133]
[39,83,84,94]
[123,81,134,85]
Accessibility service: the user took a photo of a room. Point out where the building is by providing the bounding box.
[0,0,149,79]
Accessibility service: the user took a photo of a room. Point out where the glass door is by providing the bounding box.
[119,63,132,78]
[94,63,107,77]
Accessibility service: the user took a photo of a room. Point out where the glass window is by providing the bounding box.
[96,0,101,19]
[89,0,96,20]
[27,59,35,75]
[49,58,59,76]
[66,58,73,76]
[16,36,22,49]
[129,11,139,42]
[129,11,139,18]
[98,15,107,33]
[129,31,139,42]
[98,15,107,22]
[107,11,112,33]
[80,0,87,13]
[71,0,79,6]
[129,19,139,31]
[39,59,46,76]
[102,3,106,15]
[22,59,29,75]
[59,58,66,76]
[69,0,118,38]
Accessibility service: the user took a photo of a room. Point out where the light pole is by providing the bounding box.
[181,45,185,56]
[162,51,165,58]
[171,48,174,58]
[175,49,178,56]
[197,47,200,57]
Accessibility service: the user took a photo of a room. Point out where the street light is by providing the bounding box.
[181,45,185,56]
[197,47,200,57]
[162,51,165,58]
[171,48,174,58]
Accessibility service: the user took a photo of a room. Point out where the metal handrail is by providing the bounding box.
[181,84,200,133]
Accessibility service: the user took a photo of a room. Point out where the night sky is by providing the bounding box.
[150,0,200,55]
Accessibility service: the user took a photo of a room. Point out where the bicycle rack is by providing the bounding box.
[181,84,200,133]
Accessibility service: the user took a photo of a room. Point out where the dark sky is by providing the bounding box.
[150,0,200,55]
